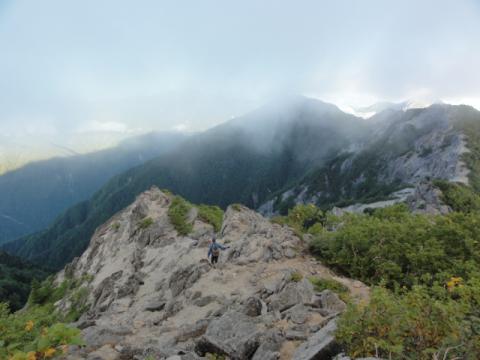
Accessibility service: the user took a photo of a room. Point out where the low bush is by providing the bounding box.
[1,275,89,359]
[197,204,224,232]
[168,196,193,235]
[290,272,303,282]
[308,276,348,294]
[337,283,480,359]
[306,201,480,358]
[137,217,154,230]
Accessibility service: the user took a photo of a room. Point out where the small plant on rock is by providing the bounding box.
[290,271,303,282]
[137,217,154,230]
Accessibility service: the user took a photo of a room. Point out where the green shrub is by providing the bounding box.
[0,302,84,359]
[290,272,303,282]
[111,222,121,232]
[271,204,326,235]
[197,204,224,232]
[308,276,348,294]
[434,180,480,212]
[337,284,480,359]
[306,202,480,359]
[168,196,193,235]
[310,205,480,289]
[137,217,154,230]
[231,203,242,211]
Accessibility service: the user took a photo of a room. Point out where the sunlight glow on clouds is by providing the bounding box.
[0,0,479,147]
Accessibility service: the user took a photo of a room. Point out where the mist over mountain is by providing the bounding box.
[3,97,368,268]
[0,132,186,244]
[4,97,480,271]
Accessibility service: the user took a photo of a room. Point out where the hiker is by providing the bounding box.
[208,235,229,266]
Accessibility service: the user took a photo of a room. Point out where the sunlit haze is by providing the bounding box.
[1,0,480,154]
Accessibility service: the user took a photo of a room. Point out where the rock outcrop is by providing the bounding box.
[56,187,369,359]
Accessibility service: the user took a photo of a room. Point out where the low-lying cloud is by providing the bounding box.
[0,0,479,149]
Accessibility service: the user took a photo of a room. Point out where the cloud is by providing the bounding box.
[76,121,129,134]
[0,0,478,141]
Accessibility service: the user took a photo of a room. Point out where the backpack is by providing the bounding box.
[212,244,220,257]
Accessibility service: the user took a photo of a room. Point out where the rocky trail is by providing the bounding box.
[55,187,370,360]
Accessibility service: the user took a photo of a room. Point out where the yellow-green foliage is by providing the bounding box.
[337,283,480,359]
[1,275,91,358]
[272,204,326,235]
[308,276,348,294]
[0,302,83,359]
[206,353,226,360]
[111,222,121,232]
[168,196,193,235]
[231,203,242,211]
[197,204,224,232]
[137,217,154,230]
[290,271,303,282]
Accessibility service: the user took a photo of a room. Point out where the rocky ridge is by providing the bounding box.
[54,187,369,360]
[260,104,472,216]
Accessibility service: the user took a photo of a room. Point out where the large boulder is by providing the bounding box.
[195,311,261,360]
[293,319,340,360]
[268,278,315,312]
[251,330,284,360]
[242,296,264,317]
[313,290,347,314]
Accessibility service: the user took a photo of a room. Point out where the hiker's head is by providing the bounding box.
[212,234,216,243]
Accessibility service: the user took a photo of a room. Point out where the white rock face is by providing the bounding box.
[56,187,368,359]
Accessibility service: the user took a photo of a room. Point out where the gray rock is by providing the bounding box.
[164,299,183,319]
[285,330,308,341]
[193,295,217,307]
[81,326,131,350]
[283,304,309,324]
[242,296,263,317]
[269,279,314,312]
[293,319,340,360]
[92,271,123,309]
[144,300,166,312]
[314,290,346,314]
[195,311,260,360]
[251,330,283,360]
[169,265,206,297]
[284,248,297,258]
[117,274,143,298]
[176,319,209,342]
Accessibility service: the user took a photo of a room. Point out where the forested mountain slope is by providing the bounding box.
[0,132,186,244]
[3,97,366,269]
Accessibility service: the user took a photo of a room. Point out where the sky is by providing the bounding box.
[0,0,480,148]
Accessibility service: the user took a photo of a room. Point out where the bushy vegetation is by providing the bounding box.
[337,283,480,359]
[290,271,303,282]
[272,204,325,234]
[301,200,480,358]
[308,276,348,294]
[197,204,224,232]
[137,217,154,230]
[0,251,50,311]
[0,303,83,360]
[453,105,480,193]
[0,275,88,359]
[168,196,194,235]
[310,204,480,289]
[434,179,480,212]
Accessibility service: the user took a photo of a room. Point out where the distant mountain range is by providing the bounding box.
[3,97,480,270]
[0,132,186,244]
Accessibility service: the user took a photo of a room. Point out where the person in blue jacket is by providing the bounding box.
[208,235,229,266]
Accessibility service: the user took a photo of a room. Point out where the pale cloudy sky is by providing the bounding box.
[0,0,479,141]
